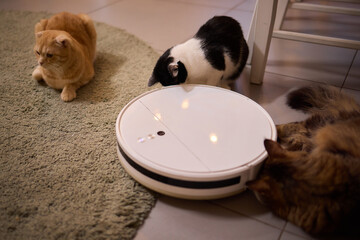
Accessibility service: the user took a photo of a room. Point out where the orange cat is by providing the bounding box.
[32,12,97,102]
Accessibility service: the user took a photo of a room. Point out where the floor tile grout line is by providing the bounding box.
[280,222,313,240]
[211,200,312,239]
[209,200,285,232]
[86,0,123,15]
[277,221,287,240]
[154,0,255,16]
[341,86,360,92]
[340,49,357,90]
[266,74,360,92]
[227,0,255,13]
[282,230,311,239]
[155,0,239,11]
[263,69,344,88]
[264,70,326,85]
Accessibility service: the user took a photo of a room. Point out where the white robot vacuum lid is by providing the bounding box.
[116,85,276,199]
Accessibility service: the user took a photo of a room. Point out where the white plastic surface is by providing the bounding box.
[115,85,276,199]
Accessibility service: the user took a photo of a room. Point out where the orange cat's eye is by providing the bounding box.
[36,51,40,55]
[46,53,53,58]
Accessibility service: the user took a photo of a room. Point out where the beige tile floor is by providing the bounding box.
[1,0,359,239]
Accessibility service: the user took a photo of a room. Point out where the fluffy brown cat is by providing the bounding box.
[247,85,360,235]
[32,12,97,102]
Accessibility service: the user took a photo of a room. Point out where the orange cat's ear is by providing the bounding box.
[55,35,69,48]
[264,139,286,159]
[36,31,43,38]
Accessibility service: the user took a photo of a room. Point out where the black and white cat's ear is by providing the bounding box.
[148,74,158,87]
[55,35,69,48]
[168,62,179,78]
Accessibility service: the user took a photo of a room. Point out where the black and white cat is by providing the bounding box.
[148,16,249,89]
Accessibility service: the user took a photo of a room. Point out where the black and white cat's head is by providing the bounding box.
[148,48,188,87]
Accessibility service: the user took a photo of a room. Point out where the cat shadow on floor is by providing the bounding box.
[76,51,127,103]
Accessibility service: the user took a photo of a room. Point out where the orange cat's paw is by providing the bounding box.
[61,89,76,102]
[32,67,43,81]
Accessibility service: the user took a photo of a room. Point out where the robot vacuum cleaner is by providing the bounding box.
[116,85,276,200]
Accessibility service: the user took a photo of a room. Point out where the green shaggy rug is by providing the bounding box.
[0,10,159,240]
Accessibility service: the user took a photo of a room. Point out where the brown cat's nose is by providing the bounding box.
[39,61,44,66]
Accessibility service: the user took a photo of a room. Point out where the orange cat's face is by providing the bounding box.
[34,30,71,69]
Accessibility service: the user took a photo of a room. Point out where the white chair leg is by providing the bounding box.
[274,0,289,30]
[246,0,258,65]
[249,0,278,85]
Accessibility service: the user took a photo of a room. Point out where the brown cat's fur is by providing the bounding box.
[32,12,97,102]
[247,85,360,235]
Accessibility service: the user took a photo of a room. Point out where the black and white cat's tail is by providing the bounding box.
[286,85,360,114]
